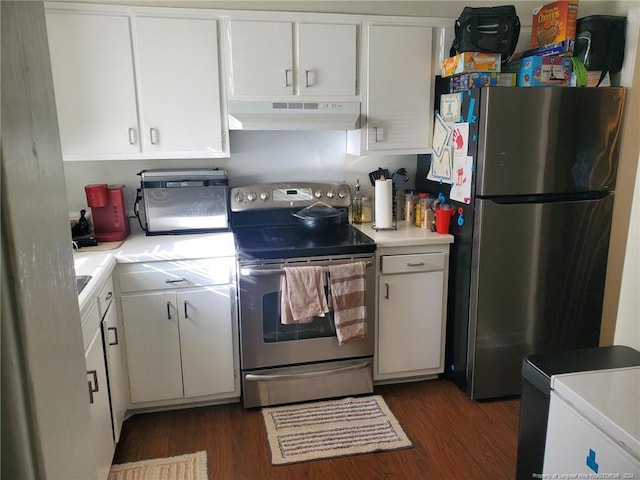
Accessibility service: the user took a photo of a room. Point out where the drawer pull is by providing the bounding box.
[407,262,425,267]
[384,282,389,300]
[165,278,186,284]
[108,326,119,346]
[87,370,98,403]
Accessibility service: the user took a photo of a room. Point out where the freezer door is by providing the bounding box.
[476,87,625,196]
[467,194,614,399]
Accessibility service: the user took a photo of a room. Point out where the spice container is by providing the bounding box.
[420,195,435,229]
[405,193,417,224]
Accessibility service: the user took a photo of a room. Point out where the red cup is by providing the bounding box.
[85,184,108,208]
[434,206,455,234]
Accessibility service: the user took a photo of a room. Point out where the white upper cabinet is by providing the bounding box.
[297,23,357,97]
[348,22,433,155]
[227,19,357,99]
[46,11,140,158]
[45,4,228,160]
[134,16,224,156]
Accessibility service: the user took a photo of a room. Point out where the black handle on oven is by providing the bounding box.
[239,260,373,277]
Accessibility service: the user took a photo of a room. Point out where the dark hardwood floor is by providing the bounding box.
[112,379,521,480]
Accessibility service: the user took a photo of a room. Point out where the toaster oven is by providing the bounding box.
[135,168,229,235]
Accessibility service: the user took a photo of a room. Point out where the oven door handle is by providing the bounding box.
[245,360,371,381]
[240,261,373,277]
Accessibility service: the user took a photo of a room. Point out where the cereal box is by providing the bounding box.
[503,56,573,87]
[441,52,501,78]
[448,72,516,92]
[531,0,579,48]
[511,39,575,61]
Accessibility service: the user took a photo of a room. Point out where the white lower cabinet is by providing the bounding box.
[375,247,449,382]
[98,278,128,443]
[82,301,114,480]
[119,259,238,406]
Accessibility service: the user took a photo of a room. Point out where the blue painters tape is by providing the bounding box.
[467,97,477,123]
[472,134,477,141]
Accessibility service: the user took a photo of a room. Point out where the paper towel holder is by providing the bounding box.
[371,223,397,231]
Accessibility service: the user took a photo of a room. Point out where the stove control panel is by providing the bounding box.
[231,182,351,211]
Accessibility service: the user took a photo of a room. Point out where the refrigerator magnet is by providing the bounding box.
[440,93,463,123]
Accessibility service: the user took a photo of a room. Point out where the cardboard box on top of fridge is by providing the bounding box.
[531,0,579,48]
[448,72,516,92]
[511,39,575,61]
[441,52,501,77]
[503,56,573,86]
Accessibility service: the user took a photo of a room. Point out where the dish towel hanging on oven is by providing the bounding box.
[328,261,367,346]
[280,265,329,324]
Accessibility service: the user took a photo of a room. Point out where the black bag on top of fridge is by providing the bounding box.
[450,5,521,63]
[574,15,626,86]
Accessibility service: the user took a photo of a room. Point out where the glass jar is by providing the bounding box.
[352,195,372,224]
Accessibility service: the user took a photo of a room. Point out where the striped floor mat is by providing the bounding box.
[262,395,413,465]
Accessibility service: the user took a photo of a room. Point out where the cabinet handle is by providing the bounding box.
[104,291,113,302]
[184,301,188,319]
[284,68,292,87]
[407,262,425,267]
[373,127,379,143]
[149,127,159,145]
[165,278,186,284]
[107,326,119,346]
[384,282,389,300]
[128,127,137,145]
[166,301,172,320]
[87,369,98,403]
[305,70,311,87]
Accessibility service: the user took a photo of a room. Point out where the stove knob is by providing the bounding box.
[337,188,348,199]
[259,191,270,201]
[234,191,244,203]
[314,189,323,198]
[326,190,335,199]
[247,191,257,202]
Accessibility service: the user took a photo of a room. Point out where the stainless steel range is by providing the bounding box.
[230,182,376,408]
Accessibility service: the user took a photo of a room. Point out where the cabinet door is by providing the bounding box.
[45,11,140,159]
[298,23,357,97]
[121,292,183,403]
[102,303,127,443]
[178,287,236,398]
[229,20,293,96]
[377,270,444,375]
[367,24,433,152]
[135,16,224,155]
[85,329,115,480]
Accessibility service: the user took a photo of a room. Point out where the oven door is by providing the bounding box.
[237,254,375,370]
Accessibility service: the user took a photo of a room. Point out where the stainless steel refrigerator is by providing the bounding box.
[417,84,626,400]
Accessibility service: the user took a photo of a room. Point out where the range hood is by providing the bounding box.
[228,101,360,131]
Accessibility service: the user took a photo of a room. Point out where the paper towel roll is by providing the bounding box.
[375,179,393,229]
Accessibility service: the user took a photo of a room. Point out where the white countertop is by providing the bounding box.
[74,223,452,309]
[354,220,454,248]
[74,230,236,310]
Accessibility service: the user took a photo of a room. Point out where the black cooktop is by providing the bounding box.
[233,222,376,260]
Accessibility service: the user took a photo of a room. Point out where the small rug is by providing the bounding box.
[262,395,413,465]
[108,451,207,480]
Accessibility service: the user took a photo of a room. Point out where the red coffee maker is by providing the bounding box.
[84,184,130,242]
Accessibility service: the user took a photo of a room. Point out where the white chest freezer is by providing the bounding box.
[543,366,640,476]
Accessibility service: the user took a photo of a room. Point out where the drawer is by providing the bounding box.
[380,253,445,274]
[96,276,114,319]
[119,258,235,293]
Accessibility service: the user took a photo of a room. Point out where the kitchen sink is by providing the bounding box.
[76,275,92,294]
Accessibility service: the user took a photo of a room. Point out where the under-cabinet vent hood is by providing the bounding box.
[228,101,360,131]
